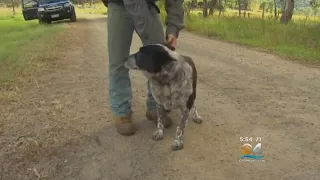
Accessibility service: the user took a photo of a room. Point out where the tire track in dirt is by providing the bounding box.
[1,14,320,180]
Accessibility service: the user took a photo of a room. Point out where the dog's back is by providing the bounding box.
[181,55,197,110]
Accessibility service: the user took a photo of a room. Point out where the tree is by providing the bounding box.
[274,0,277,18]
[11,0,15,15]
[243,0,249,10]
[218,0,224,16]
[238,0,241,17]
[260,2,266,19]
[310,0,320,15]
[184,1,192,19]
[280,0,294,24]
[208,0,218,15]
[203,0,208,17]
[265,1,274,12]
[224,0,236,9]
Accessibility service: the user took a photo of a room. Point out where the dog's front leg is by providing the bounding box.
[152,105,166,141]
[172,107,190,151]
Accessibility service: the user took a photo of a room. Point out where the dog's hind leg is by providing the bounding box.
[191,106,203,124]
[172,107,191,151]
[152,105,166,141]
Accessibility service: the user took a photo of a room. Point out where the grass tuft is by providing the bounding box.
[0,8,63,98]
[0,11,61,61]
[184,14,320,62]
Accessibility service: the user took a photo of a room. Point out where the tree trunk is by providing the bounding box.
[209,0,218,15]
[184,2,192,19]
[209,2,214,15]
[218,0,223,16]
[203,0,208,17]
[273,0,277,18]
[11,0,15,15]
[244,0,248,10]
[262,4,265,19]
[81,0,84,8]
[209,8,214,15]
[280,0,294,24]
[238,0,241,17]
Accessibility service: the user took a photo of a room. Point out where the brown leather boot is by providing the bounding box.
[146,111,172,128]
[114,112,136,136]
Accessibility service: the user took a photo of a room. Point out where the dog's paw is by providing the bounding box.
[192,116,203,124]
[152,130,164,141]
[172,139,184,151]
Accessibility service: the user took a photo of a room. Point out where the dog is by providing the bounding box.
[124,43,203,151]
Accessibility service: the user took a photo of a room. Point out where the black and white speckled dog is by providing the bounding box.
[124,43,203,151]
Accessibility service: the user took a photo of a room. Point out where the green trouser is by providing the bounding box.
[107,2,166,117]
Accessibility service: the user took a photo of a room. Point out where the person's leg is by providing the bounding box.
[139,5,172,127]
[141,5,166,111]
[108,2,135,135]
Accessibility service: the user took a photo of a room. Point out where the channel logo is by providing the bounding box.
[240,143,264,159]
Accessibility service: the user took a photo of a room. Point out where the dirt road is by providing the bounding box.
[1,14,320,180]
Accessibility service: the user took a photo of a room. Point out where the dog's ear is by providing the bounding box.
[136,44,177,73]
[159,43,176,51]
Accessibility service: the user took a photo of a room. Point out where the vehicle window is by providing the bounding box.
[22,0,38,8]
[39,0,62,4]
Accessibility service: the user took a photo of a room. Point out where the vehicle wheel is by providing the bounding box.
[70,11,76,22]
[23,14,28,21]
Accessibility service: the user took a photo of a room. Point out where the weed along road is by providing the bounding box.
[1,14,320,180]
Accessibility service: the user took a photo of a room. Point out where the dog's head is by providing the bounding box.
[124,43,179,76]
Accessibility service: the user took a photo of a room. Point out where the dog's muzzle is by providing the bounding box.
[124,54,138,70]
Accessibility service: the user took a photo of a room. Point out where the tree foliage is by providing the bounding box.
[310,0,320,14]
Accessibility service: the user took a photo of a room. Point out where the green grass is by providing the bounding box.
[0,12,61,61]
[49,2,320,62]
[184,15,320,62]
[0,8,63,86]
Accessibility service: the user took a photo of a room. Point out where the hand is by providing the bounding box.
[167,34,177,48]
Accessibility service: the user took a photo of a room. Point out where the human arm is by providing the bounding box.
[164,0,185,39]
